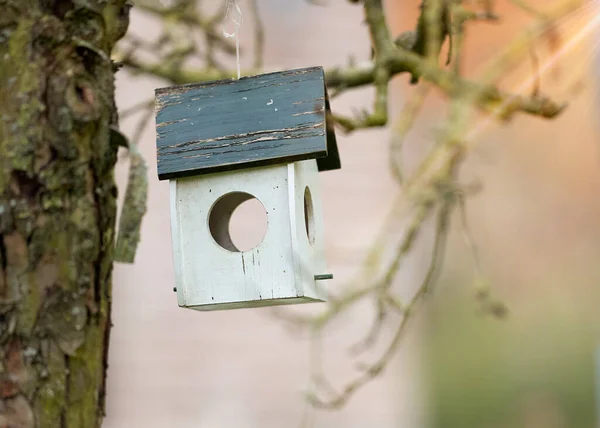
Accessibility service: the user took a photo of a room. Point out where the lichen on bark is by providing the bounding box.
[0,0,131,426]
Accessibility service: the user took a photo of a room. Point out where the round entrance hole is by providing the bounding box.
[304,186,315,245]
[208,192,268,252]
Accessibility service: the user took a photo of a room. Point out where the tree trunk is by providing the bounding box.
[0,0,130,426]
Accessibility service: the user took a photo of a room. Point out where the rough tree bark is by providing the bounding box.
[0,0,130,426]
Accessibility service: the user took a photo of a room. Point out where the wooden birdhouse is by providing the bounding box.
[155,66,340,311]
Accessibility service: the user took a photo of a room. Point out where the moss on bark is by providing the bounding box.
[0,1,130,426]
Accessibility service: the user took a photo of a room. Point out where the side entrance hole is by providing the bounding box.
[304,186,315,245]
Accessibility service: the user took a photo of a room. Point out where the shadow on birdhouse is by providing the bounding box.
[155,66,340,311]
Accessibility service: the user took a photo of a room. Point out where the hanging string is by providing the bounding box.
[223,0,243,79]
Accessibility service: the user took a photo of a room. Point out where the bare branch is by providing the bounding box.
[249,0,265,69]
[309,197,454,409]
[114,0,586,411]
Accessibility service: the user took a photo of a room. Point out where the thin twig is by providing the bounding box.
[529,33,541,97]
[349,297,387,355]
[249,0,265,69]
[120,99,154,119]
[130,105,155,146]
[309,198,455,409]
[389,83,432,184]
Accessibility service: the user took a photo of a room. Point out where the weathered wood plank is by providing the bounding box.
[155,66,340,180]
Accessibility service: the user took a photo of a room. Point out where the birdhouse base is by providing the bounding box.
[186,296,325,312]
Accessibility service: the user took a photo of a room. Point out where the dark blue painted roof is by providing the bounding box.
[155,66,340,180]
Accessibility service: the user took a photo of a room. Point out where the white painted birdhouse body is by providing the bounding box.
[156,66,340,311]
[169,160,327,310]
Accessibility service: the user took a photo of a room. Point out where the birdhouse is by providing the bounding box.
[155,66,340,311]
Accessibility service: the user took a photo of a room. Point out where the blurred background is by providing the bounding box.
[104,0,600,427]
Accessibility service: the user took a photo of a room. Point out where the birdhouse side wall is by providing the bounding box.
[288,160,328,301]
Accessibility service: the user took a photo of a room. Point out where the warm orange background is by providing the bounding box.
[391,0,600,300]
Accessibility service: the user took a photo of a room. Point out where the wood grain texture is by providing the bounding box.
[155,66,340,180]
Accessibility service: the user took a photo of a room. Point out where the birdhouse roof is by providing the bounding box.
[154,66,340,180]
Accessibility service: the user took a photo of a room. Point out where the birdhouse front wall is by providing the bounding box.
[169,160,328,310]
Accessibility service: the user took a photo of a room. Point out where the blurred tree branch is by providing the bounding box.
[114,0,590,413]
[117,0,566,132]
